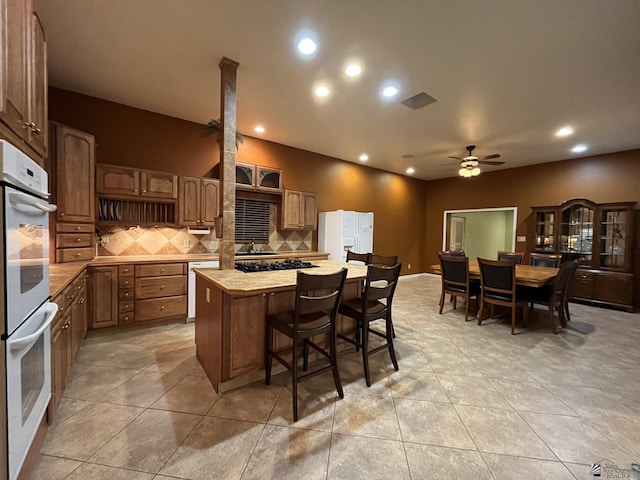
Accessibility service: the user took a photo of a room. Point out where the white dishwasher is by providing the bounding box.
[188,260,219,320]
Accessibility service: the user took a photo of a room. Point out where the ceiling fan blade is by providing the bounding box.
[447,156,463,160]
[439,161,459,167]
[478,160,505,166]
[481,153,501,160]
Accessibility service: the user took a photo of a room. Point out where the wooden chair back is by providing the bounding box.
[370,254,398,267]
[497,251,525,264]
[530,253,561,268]
[346,251,371,265]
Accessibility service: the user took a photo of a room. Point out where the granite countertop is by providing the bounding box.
[49,251,329,297]
[194,260,367,296]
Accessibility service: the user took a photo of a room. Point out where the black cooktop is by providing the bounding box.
[235,259,319,273]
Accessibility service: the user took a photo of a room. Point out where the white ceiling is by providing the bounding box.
[34,0,640,180]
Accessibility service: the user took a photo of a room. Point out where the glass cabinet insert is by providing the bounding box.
[560,202,594,266]
[600,207,628,269]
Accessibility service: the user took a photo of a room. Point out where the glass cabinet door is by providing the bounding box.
[534,210,555,252]
[560,203,594,265]
[599,208,628,269]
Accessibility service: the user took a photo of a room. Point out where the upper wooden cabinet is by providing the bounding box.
[96,164,178,200]
[531,198,636,272]
[235,162,255,190]
[0,0,48,161]
[178,176,219,226]
[281,189,317,230]
[54,123,95,224]
[256,166,282,192]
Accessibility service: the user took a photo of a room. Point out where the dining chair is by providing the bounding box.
[530,253,562,268]
[497,251,525,264]
[437,253,480,322]
[438,249,466,256]
[369,254,399,267]
[520,260,580,333]
[346,250,371,265]
[337,263,401,387]
[477,258,529,335]
[265,268,347,422]
[561,260,581,322]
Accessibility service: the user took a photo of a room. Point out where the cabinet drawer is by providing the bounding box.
[119,312,135,324]
[119,276,134,288]
[119,301,134,313]
[118,265,135,276]
[119,288,134,300]
[135,263,186,277]
[135,275,187,299]
[57,223,94,233]
[135,295,187,321]
[568,270,596,299]
[56,247,94,263]
[56,233,92,248]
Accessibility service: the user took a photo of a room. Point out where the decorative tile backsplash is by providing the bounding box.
[97,204,312,256]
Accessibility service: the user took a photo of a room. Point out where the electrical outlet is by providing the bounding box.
[517,236,526,242]
[408,263,411,270]
[183,240,190,247]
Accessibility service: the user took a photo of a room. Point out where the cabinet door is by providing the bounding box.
[282,190,302,229]
[96,164,140,196]
[89,266,118,328]
[48,312,67,423]
[226,294,266,379]
[26,12,46,157]
[568,270,595,300]
[140,170,178,199]
[0,0,29,140]
[200,178,220,226]
[302,192,317,230]
[55,125,95,223]
[594,272,633,306]
[178,176,200,226]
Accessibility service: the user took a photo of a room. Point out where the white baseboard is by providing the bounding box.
[399,272,431,281]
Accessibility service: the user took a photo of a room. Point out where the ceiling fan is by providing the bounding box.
[448,145,505,177]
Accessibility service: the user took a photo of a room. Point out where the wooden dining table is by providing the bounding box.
[431,261,559,288]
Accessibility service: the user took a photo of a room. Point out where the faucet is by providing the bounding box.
[249,240,256,254]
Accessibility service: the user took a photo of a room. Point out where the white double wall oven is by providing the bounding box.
[1,140,58,480]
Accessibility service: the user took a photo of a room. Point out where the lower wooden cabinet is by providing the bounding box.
[89,265,118,328]
[49,269,87,422]
[569,269,634,309]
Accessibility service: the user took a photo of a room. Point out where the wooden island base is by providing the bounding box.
[193,260,368,392]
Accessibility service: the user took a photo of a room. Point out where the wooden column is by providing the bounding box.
[218,57,239,270]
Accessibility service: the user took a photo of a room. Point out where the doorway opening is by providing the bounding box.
[442,207,518,261]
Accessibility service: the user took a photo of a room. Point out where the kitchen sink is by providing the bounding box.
[235,252,277,256]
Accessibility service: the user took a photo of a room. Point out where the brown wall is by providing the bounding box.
[423,150,640,269]
[49,87,428,273]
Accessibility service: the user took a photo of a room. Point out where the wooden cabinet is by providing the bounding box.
[132,262,187,323]
[89,266,118,328]
[178,176,219,226]
[0,0,47,161]
[281,189,317,230]
[52,123,96,262]
[97,164,178,200]
[531,198,637,310]
[235,162,255,190]
[256,166,282,192]
[49,269,87,422]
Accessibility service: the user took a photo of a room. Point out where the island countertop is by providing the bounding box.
[194,260,368,296]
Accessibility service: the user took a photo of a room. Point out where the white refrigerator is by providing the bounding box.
[318,210,374,262]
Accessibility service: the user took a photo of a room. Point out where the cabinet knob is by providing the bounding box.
[124,304,129,308]
[143,189,147,193]
[76,226,81,231]
[76,253,81,257]
[33,126,41,134]
[160,305,165,310]
[160,285,165,289]
[270,292,275,296]
[262,293,266,297]
[160,268,165,273]
[76,238,82,242]
[134,188,138,192]
[124,292,129,297]
[124,316,129,321]
[60,212,65,217]
[124,268,129,273]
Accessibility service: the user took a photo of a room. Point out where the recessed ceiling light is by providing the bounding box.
[406,167,415,175]
[345,64,362,77]
[314,85,330,97]
[555,126,574,137]
[571,144,588,153]
[359,154,368,162]
[297,37,317,55]
[254,126,265,133]
[382,86,399,98]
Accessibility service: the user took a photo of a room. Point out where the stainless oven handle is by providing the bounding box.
[8,191,57,213]
[8,302,59,352]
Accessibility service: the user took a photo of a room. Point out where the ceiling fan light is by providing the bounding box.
[458,167,471,177]
[471,166,481,176]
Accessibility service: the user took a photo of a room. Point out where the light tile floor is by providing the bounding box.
[32,275,640,479]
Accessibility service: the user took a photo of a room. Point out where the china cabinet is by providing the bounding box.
[531,198,636,310]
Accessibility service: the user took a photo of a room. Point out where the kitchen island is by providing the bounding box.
[194,260,368,391]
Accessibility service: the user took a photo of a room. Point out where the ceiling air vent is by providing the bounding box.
[401,91,437,110]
